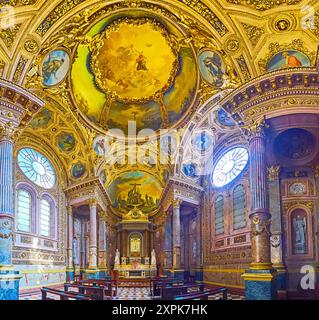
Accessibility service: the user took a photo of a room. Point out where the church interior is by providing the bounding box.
[0,0,319,301]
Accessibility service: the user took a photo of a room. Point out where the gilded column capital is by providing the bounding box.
[267,165,281,182]
[0,122,17,142]
[242,117,269,140]
[172,198,182,209]
[88,198,97,207]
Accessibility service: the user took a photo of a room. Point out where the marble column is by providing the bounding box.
[98,213,108,278]
[86,199,98,279]
[242,119,277,300]
[66,205,74,282]
[172,199,184,280]
[0,128,21,300]
[268,165,287,296]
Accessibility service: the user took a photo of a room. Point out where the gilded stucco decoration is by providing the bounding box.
[0,0,317,196]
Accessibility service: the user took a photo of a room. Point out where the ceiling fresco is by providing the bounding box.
[71,13,198,133]
[0,0,318,215]
[108,171,163,214]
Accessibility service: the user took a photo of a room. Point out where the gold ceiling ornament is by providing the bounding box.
[271,13,296,33]
[0,24,22,50]
[225,37,241,53]
[225,0,302,11]
[0,0,36,7]
[41,8,93,51]
[24,38,40,54]
[89,17,179,104]
[241,23,265,48]
[177,12,220,52]
[258,39,316,73]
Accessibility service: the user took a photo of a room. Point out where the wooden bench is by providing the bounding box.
[79,279,117,297]
[151,279,183,297]
[64,283,111,300]
[174,288,228,301]
[41,287,91,300]
[159,282,205,300]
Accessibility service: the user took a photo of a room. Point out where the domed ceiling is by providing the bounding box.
[71,12,198,134]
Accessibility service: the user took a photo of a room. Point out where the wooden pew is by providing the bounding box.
[64,283,110,300]
[174,288,228,301]
[41,287,91,300]
[151,278,182,297]
[78,279,117,297]
[159,282,205,300]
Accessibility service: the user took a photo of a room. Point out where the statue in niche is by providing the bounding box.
[115,249,120,265]
[151,249,156,265]
[293,213,307,254]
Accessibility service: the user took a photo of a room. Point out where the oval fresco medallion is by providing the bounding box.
[41,49,70,87]
[57,133,76,153]
[71,162,86,179]
[199,50,226,87]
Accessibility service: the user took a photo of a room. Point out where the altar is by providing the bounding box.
[113,184,158,279]
[114,257,156,279]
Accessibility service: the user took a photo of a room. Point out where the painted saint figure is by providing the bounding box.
[282,51,302,68]
[203,54,224,87]
[293,215,307,254]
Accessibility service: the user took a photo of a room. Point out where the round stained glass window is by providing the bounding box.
[18,148,56,189]
[212,147,249,188]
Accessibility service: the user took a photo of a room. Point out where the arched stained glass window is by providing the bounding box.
[18,148,56,189]
[17,189,31,233]
[215,195,224,236]
[40,198,51,237]
[212,147,249,188]
[233,185,246,230]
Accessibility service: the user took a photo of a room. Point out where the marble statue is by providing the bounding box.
[293,215,307,254]
[151,249,156,265]
[115,249,120,265]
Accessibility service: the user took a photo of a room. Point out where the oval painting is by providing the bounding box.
[71,162,86,179]
[57,133,76,152]
[267,50,311,72]
[41,49,70,87]
[93,136,109,156]
[199,50,226,87]
[183,162,199,179]
[193,131,213,153]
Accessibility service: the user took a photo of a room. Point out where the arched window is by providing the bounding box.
[17,189,32,233]
[233,185,246,230]
[215,195,224,235]
[40,197,52,237]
